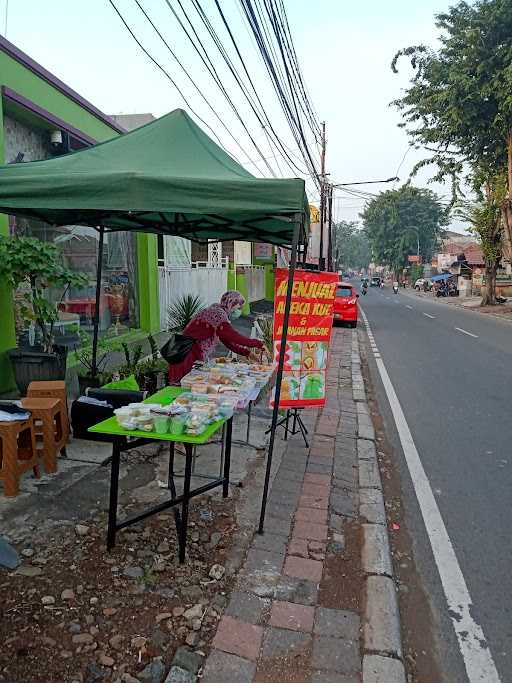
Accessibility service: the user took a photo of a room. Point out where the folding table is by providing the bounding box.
[89,386,232,563]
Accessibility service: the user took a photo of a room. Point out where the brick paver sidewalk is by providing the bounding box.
[201,328,363,682]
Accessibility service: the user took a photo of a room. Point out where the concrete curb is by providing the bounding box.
[351,330,406,683]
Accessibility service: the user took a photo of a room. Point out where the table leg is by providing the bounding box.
[168,441,175,490]
[107,441,121,550]
[284,409,290,441]
[223,417,233,498]
[246,401,252,443]
[179,444,193,564]
[168,441,182,534]
[219,423,226,478]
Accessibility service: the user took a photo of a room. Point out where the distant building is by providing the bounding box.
[110,113,156,131]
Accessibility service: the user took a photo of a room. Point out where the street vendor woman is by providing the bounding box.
[167,291,264,384]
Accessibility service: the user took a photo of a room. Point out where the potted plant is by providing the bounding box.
[74,331,120,395]
[135,335,167,394]
[0,236,87,394]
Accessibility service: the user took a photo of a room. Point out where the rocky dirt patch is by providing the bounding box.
[0,495,236,683]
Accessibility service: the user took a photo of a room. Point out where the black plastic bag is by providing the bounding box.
[160,334,195,365]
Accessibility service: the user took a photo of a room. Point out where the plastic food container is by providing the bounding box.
[114,407,132,425]
[169,414,187,436]
[152,413,170,434]
[127,403,149,417]
[134,415,153,432]
[119,419,137,431]
[218,399,236,418]
[185,412,208,435]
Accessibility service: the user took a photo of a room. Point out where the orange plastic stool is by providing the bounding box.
[0,418,40,497]
[27,380,70,444]
[21,398,66,474]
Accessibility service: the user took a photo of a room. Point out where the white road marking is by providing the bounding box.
[359,308,500,683]
[405,305,413,310]
[423,313,436,319]
[455,327,478,339]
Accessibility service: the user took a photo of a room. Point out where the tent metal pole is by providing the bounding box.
[258,218,301,534]
[91,226,105,378]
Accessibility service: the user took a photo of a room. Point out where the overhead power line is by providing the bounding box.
[238,0,321,186]
[164,0,278,177]
[132,0,264,171]
[108,0,236,156]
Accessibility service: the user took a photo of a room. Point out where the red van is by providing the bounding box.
[333,282,359,328]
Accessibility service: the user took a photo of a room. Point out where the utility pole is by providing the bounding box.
[327,184,333,271]
[318,122,327,270]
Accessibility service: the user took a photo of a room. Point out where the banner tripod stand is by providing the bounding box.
[265,407,309,448]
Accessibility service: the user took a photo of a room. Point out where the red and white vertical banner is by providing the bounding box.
[272,268,338,408]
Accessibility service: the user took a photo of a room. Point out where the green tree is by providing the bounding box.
[458,172,506,303]
[392,0,512,304]
[334,221,370,272]
[361,186,446,276]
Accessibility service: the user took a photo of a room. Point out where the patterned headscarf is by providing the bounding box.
[220,290,245,313]
[188,291,244,359]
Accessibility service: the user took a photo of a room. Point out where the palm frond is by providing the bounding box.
[167,294,204,332]
[256,315,274,356]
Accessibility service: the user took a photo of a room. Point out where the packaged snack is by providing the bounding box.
[114,407,132,426]
[191,381,208,394]
[218,399,235,418]
[119,418,137,431]
[134,415,154,432]
[174,394,192,407]
[185,412,208,435]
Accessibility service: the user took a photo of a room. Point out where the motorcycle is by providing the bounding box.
[393,284,399,294]
[362,285,368,296]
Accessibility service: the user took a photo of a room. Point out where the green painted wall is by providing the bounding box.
[264,264,275,300]
[137,233,160,333]
[0,95,16,391]
[0,45,161,392]
[227,266,236,292]
[236,273,251,316]
[254,257,275,301]
[0,51,121,142]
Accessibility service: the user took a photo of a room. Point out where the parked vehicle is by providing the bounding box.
[414,278,432,291]
[370,276,381,287]
[334,282,359,328]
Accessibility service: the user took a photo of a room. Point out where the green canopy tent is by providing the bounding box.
[0,107,308,535]
[0,108,307,243]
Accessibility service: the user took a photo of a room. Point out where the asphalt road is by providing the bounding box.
[359,285,512,683]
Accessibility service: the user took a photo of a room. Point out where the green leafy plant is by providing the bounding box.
[391,1,512,301]
[0,236,87,352]
[167,294,204,332]
[361,186,447,277]
[74,330,120,382]
[119,342,144,378]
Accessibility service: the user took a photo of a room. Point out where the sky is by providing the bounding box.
[1,0,467,232]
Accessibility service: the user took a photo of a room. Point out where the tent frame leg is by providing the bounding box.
[91,226,105,378]
[258,218,301,534]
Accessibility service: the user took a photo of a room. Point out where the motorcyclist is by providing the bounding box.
[393,280,399,294]
[362,279,368,295]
